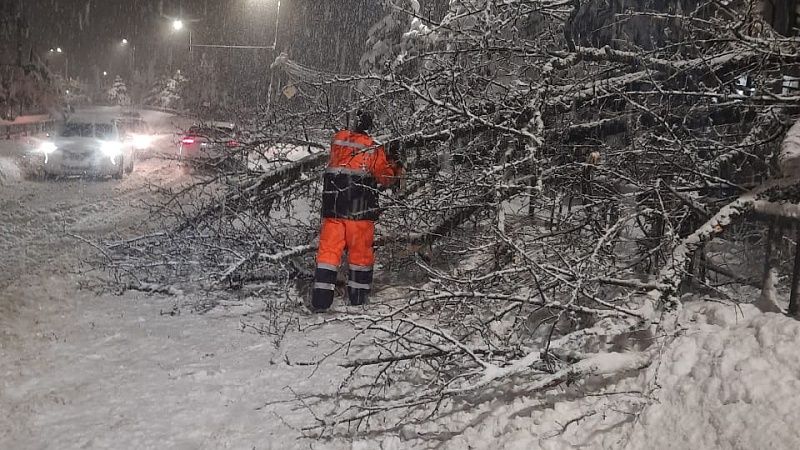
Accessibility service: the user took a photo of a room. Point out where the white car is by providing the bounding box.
[37,120,135,179]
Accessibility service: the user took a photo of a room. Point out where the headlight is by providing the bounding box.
[132,135,152,150]
[100,141,123,158]
[38,142,57,154]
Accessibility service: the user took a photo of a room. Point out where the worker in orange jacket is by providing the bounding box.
[310,111,403,312]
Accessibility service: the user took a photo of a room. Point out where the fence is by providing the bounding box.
[1,116,58,140]
[1,106,190,140]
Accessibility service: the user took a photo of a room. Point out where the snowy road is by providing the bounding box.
[0,133,359,449]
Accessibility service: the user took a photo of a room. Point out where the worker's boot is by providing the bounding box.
[310,264,338,312]
[347,264,373,306]
[347,287,370,306]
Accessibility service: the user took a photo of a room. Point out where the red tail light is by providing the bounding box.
[181,137,195,145]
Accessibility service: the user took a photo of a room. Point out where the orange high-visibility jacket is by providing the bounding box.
[321,129,401,221]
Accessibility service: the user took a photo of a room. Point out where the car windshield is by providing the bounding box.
[95,124,116,139]
[60,123,94,137]
[60,122,118,139]
[117,120,144,134]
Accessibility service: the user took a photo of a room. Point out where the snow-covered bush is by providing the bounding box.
[143,70,188,110]
[0,64,56,119]
[105,76,131,106]
[360,0,435,74]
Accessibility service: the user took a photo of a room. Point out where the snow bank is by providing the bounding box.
[433,301,800,450]
[0,157,21,185]
[0,114,51,126]
[248,143,320,171]
[626,302,800,450]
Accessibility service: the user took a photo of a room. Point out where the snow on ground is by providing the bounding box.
[3,121,800,449]
[1,278,359,449]
[626,301,800,449]
[0,156,22,185]
[0,140,25,181]
[0,114,51,126]
[431,299,800,450]
[0,133,364,449]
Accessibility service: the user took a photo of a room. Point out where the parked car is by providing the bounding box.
[178,122,242,164]
[37,120,135,179]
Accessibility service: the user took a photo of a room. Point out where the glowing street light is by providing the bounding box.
[170,18,194,58]
[103,71,108,76]
[117,38,136,77]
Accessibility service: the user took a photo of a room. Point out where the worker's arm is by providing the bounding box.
[371,145,403,187]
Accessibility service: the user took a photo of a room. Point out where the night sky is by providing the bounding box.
[25,0,280,81]
[18,0,398,105]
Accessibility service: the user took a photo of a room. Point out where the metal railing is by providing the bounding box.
[1,117,58,140]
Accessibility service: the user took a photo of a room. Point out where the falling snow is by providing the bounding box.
[3,2,800,449]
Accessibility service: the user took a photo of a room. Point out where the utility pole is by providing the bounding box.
[266,0,281,114]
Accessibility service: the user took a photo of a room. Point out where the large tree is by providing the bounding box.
[108,0,800,437]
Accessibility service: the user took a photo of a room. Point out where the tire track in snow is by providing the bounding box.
[0,156,185,328]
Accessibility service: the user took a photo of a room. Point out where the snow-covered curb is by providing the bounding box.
[0,157,22,185]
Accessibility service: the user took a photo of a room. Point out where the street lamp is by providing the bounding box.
[120,38,136,77]
[167,18,194,75]
[170,19,194,55]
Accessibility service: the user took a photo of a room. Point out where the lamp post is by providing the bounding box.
[169,19,194,77]
[120,38,136,78]
[172,19,193,52]
[167,5,282,109]
[266,0,281,114]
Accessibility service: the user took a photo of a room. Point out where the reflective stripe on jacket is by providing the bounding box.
[321,129,401,221]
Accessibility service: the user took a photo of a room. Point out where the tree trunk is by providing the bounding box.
[788,226,800,317]
[756,219,783,313]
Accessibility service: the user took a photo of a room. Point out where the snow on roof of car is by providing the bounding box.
[206,121,236,130]
[114,117,145,124]
[66,114,118,125]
